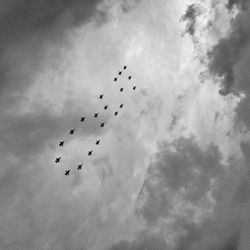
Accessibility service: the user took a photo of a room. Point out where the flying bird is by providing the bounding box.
[78,164,83,170]
[118,71,122,75]
[96,140,100,145]
[65,170,70,176]
[114,111,118,116]
[114,77,117,82]
[99,94,104,99]
[120,88,124,92]
[128,76,132,80]
[59,141,65,147]
[104,105,108,110]
[88,150,93,156]
[70,129,75,135]
[133,86,136,90]
[119,104,124,108]
[55,157,61,163]
[94,113,99,118]
[100,122,105,127]
[81,117,85,122]
[123,65,127,70]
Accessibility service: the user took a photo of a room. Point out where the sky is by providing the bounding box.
[0,0,250,249]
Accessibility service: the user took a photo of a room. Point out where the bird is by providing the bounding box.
[118,71,122,75]
[128,76,132,80]
[99,94,104,99]
[59,141,65,147]
[119,104,124,108]
[100,122,105,127]
[88,150,93,156]
[65,170,70,176]
[114,111,118,116]
[96,140,100,145]
[94,113,99,118]
[55,157,61,163]
[114,77,117,82]
[104,105,108,110]
[81,117,85,122]
[78,164,82,170]
[133,86,136,90]
[70,129,75,135]
[123,65,127,70]
[120,88,124,92]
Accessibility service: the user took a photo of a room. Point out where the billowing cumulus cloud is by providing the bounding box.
[1,0,250,249]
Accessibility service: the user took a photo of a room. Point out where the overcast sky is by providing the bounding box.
[0,0,250,249]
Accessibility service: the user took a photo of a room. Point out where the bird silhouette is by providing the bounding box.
[81,117,85,122]
[128,76,132,80]
[114,77,117,82]
[65,170,70,176]
[118,71,122,75]
[119,104,124,108]
[123,65,127,70]
[100,122,105,127]
[55,157,61,163]
[96,140,100,145]
[120,88,124,92]
[88,150,93,156]
[104,105,108,110]
[78,164,83,170]
[59,141,64,147]
[99,94,104,99]
[70,129,75,135]
[114,111,118,116]
[133,86,136,90]
[94,113,99,118]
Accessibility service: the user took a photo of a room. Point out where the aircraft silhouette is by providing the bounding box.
[88,150,93,156]
[128,76,132,80]
[55,157,61,163]
[94,113,99,118]
[104,105,108,110]
[96,140,100,145]
[59,141,64,147]
[78,164,83,170]
[114,77,117,82]
[123,65,127,70]
[81,117,85,122]
[99,94,104,99]
[133,86,136,90]
[118,71,122,75]
[65,170,70,176]
[120,88,124,92]
[100,122,105,127]
[120,104,124,108]
[114,111,118,116]
[70,129,75,135]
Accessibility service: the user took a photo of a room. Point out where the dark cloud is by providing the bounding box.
[181,4,201,36]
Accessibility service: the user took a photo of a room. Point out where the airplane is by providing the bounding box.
[96,140,100,145]
[128,76,132,80]
[114,77,117,82]
[118,71,122,75]
[65,170,70,176]
[104,105,108,110]
[59,141,64,147]
[114,111,118,116]
[94,113,99,118]
[55,157,61,163]
[81,117,85,122]
[100,122,105,127]
[133,86,136,90]
[99,94,104,99]
[69,129,75,135]
[78,164,83,170]
[88,150,93,156]
[119,104,124,108]
[123,65,127,70]
[120,88,124,92]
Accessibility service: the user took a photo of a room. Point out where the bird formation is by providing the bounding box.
[54,65,136,176]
